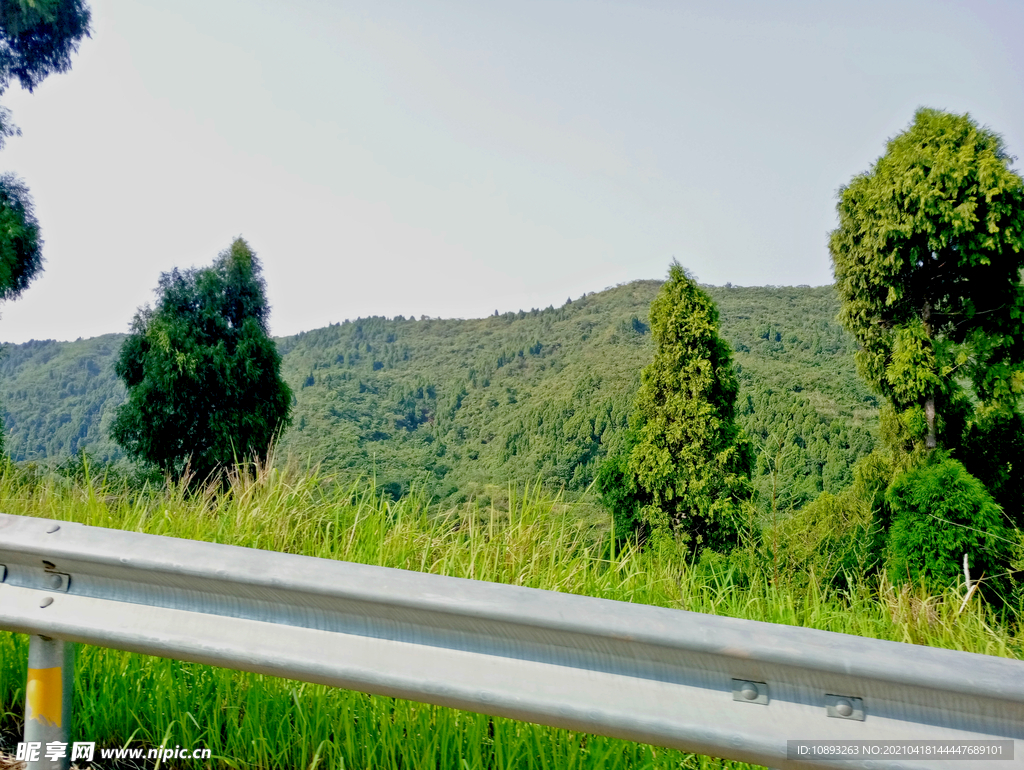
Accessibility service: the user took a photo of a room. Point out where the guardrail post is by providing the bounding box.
[22,634,73,770]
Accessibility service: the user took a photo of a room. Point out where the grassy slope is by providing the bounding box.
[1,283,878,508]
[1,466,1018,769]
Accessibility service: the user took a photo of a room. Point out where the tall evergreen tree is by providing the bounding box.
[607,262,752,551]
[831,109,1024,594]
[111,238,292,482]
[830,108,1024,452]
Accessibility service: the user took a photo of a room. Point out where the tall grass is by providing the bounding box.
[1,460,1021,769]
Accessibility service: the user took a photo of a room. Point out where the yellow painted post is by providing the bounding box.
[23,635,73,770]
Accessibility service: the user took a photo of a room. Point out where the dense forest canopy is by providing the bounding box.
[0,282,876,512]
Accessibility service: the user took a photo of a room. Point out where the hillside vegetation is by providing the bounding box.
[0,282,877,512]
[0,333,126,461]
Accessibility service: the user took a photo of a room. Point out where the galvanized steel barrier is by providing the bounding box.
[1,512,1022,769]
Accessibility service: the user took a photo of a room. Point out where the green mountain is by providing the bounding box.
[0,334,127,462]
[1,282,878,509]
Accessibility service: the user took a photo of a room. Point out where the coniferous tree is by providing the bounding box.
[111,238,292,482]
[830,108,1024,452]
[603,262,752,552]
[830,109,1024,593]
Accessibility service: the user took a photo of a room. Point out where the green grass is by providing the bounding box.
[1,460,1021,769]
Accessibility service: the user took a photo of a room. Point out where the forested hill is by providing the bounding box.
[1,282,878,508]
[1,334,126,462]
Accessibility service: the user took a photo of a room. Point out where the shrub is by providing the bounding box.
[594,450,648,542]
[960,408,1024,529]
[884,455,1016,598]
[768,489,877,590]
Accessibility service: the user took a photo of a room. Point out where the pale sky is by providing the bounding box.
[0,0,1021,343]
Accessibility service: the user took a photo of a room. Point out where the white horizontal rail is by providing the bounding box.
[0,512,1021,770]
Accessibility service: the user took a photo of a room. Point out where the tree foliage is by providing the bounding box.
[110,238,292,482]
[884,455,1014,597]
[0,0,90,147]
[0,0,91,297]
[616,263,753,551]
[0,172,43,453]
[0,0,90,93]
[827,109,1024,597]
[830,108,1024,450]
[960,407,1024,530]
[594,428,647,541]
[0,171,40,300]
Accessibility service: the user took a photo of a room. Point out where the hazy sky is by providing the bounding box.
[0,0,1021,343]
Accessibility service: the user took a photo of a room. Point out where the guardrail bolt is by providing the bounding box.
[825,693,865,721]
[731,679,768,705]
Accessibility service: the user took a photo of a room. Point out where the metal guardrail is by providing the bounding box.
[1,511,1022,770]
